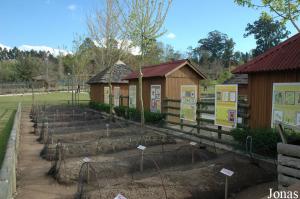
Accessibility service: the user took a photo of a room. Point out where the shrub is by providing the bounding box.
[231,127,280,157]
[89,101,110,113]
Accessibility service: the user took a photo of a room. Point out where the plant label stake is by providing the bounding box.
[220,168,234,199]
[106,123,110,137]
[114,193,127,199]
[83,157,91,183]
[190,142,197,164]
[137,145,146,172]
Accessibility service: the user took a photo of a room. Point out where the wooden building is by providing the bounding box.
[233,33,300,128]
[123,59,207,113]
[224,74,248,98]
[87,60,132,106]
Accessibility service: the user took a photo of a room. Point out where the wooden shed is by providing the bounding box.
[87,60,132,106]
[224,74,248,99]
[233,33,300,128]
[123,59,207,113]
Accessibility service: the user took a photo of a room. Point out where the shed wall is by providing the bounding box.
[248,70,300,128]
[90,83,129,105]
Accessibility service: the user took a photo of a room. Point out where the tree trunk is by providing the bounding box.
[139,68,145,130]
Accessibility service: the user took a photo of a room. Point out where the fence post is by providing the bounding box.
[218,126,222,139]
[197,101,200,134]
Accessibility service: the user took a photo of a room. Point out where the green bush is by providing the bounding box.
[231,127,281,157]
[91,102,165,125]
[89,101,110,113]
[114,106,165,124]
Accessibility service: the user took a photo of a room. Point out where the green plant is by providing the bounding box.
[231,127,280,157]
[0,111,16,166]
[89,101,110,113]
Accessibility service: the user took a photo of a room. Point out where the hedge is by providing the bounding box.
[231,127,300,157]
[89,102,165,125]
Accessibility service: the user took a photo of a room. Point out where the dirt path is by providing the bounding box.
[16,108,76,199]
[230,181,277,199]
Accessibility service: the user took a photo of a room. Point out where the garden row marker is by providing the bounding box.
[190,142,197,164]
[220,168,234,199]
[114,193,127,199]
[137,145,146,172]
[83,157,91,183]
[106,123,110,137]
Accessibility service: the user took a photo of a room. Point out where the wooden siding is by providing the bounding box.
[128,77,166,112]
[238,84,248,97]
[248,71,300,128]
[166,65,202,99]
[90,83,129,105]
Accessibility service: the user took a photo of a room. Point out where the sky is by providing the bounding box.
[0,0,298,54]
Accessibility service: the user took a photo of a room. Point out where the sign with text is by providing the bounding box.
[114,87,120,107]
[215,84,238,128]
[150,85,161,113]
[220,168,234,177]
[180,85,197,121]
[104,86,109,104]
[129,85,136,108]
[272,83,300,127]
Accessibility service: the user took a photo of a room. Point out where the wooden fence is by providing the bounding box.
[277,143,300,189]
[163,98,250,142]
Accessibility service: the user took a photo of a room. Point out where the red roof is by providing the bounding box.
[123,59,206,80]
[233,33,300,74]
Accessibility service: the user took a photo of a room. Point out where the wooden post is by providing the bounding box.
[180,119,183,131]
[120,95,123,107]
[87,162,90,184]
[140,150,144,172]
[197,102,200,134]
[218,126,222,139]
[225,176,228,199]
[191,148,194,164]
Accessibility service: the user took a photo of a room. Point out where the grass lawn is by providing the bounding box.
[0,91,90,110]
[0,91,90,167]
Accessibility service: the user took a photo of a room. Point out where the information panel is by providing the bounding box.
[129,85,136,108]
[272,83,300,127]
[114,87,120,107]
[215,84,238,128]
[180,85,197,121]
[150,85,161,113]
[104,86,109,104]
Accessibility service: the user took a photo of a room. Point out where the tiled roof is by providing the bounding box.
[87,61,132,84]
[233,33,300,74]
[123,59,206,80]
[224,74,248,85]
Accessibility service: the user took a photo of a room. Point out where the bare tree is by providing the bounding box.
[119,0,172,129]
[87,0,130,119]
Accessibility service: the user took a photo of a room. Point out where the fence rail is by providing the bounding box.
[0,103,22,199]
[163,98,250,144]
[278,143,300,189]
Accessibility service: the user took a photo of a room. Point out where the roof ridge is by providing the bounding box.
[142,59,188,69]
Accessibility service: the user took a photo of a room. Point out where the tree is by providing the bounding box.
[190,30,235,68]
[198,30,229,61]
[120,0,172,129]
[244,12,290,56]
[88,0,130,119]
[222,38,235,67]
[162,44,182,61]
[235,0,300,32]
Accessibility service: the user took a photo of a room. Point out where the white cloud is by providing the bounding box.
[0,43,11,50]
[166,32,176,40]
[18,45,72,56]
[67,4,77,11]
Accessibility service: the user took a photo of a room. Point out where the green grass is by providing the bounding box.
[0,92,90,110]
[0,110,15,166]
